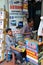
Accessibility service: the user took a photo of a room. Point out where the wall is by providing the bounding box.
[0,0,9,11]
[41,0,43,16]
[0,0,5,9]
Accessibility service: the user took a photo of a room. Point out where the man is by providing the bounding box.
[21,18,34,38]
[5,28,26,65]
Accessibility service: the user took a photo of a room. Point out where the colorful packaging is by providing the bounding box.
[25,39,38,52]
[26,56,39,65]
[25,38,43,65]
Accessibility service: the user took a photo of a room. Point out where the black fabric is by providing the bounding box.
[20,50,26,58]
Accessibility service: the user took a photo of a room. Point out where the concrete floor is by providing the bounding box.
[0,59,43,65]
[0,60,34,65]
[0,60,16,65]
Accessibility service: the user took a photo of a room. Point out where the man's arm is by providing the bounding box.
[20,25,31,35]
[5,36,22,52]
[5,36,12,48]
[10,46,22,52]
[22,32,31,35]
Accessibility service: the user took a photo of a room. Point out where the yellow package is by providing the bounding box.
[16,45,25,52]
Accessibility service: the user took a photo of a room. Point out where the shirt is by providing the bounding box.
[21,24,33,38]
[14,33,24,42]
[5,35,16,51]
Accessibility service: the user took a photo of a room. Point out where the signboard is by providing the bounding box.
[23,0,28,13]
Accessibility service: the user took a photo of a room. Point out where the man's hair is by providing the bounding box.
[27,18,34,23]
[6,28,11,33]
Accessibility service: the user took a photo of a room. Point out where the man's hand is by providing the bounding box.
[18,41,25,46]
[11,46,22,52]
[17,48,22,52]
[14,29,20,34]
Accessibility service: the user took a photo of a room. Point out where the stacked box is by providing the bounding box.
[25,38,43,65]
[0,9,7,62]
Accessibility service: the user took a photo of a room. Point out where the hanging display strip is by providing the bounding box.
[8,0,24,31]
[23,0,28,13]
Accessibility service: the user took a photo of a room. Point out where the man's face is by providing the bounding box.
[29,21,34,27]
[8,30,12,36]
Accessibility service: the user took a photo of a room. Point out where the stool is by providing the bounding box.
[6,50,16,65]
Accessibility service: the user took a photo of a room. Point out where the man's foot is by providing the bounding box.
[21,61,26,65]
[15,64,17,65]
[16,60,21,64]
